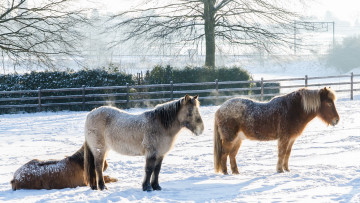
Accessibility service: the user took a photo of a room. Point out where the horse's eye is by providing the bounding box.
[327,102,333,107]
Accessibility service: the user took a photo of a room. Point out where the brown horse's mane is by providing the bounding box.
[68,145,85,169]
[298,88,336,113]
[145,98,183,129]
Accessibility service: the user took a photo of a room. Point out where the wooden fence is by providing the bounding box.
[0,73,359,113]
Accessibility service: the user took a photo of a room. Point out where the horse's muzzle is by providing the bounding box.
[331,118,339,126]
[194,124,204,136]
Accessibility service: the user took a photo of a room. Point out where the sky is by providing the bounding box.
[82,0,360,25]
[310,0,360,25]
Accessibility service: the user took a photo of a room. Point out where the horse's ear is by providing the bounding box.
[322,87,329,94]
[322,87,336,101]
[319,87,329,98]
[184,94,191,103]
[194,95,199,100]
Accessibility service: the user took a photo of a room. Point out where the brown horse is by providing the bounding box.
[84,95,204,191]
[11,145,117,190]
[214,87,340,175]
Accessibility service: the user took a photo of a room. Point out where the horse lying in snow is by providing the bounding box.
[214,87,340,175]
[11,145,117,190]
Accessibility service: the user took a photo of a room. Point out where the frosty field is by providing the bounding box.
[0,97,359,202]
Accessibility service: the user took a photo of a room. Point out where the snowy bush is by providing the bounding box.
[144,65,252,84]
[326,35,360,73]
[143,65,274,105]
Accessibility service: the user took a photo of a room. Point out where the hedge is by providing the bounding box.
[0,69,134,113]
[253,82,281,101]
[144,65,251,84]
[0,69,133,91]
[0,66,279,113]
[139,65,253,105]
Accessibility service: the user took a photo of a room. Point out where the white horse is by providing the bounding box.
[84,95,204,191]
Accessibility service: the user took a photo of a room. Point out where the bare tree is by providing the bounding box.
[0,0,89,73]
[110,0,304,67]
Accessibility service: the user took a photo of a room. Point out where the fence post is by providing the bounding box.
[38,87,42,112]
[215,79,218,104]
[351,72,354,100]
[126,83,130,108]
[170,81,173,100]
[82,85,86,111]
[260,77,264,101]
[305,75,308,87]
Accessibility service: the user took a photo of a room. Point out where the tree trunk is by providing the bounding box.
[203,0,216,68]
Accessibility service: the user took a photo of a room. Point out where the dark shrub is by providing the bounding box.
[0,69,134,113]
[253,82,280,101]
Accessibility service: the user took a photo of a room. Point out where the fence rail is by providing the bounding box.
[1,73,359,112]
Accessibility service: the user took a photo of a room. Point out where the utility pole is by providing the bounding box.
[294,21,296,55]
[332,21,335,49]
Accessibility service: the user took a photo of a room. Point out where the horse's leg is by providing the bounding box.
[229,140,242,175]
[277,138,290,173]
[142,154,157,192]
[283,139,295,172]
[94,152,107,190]
[151,156,164,191]
[220,140,233,175]
[103,160,108,171]
[88,158,97,190]
[218,124,239,175]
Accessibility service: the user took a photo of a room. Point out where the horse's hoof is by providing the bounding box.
[142,184,153,192]
[90,185,97,190]
[98,183,107,191]
[232,171,240,175]
[151,184,162,191]
[277,169,284,173]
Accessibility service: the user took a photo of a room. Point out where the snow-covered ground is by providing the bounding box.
[1,60,360,202]
[0,95,359,202]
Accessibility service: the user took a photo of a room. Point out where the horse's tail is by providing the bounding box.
[214,117,222,173]
[84,141,96,188]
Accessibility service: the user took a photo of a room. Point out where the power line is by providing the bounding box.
[294,21,335,55]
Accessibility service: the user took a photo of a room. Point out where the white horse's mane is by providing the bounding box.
[150,98,183,129]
